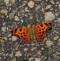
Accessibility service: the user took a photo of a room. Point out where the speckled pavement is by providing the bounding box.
[0,0,60,61]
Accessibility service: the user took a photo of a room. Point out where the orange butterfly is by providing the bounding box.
[11,22,52,44]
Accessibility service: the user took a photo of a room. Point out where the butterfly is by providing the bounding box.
[11,22,52,44]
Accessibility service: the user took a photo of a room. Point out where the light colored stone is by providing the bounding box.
[15,51,22,57]
[21,19,23,23]
[1,26,6,32]
[1,9,8,15]
[58,39,60,42]
[4,0,9,5]
[15,16,20,22]
[3,37,7,40]
[54,36,59,40]
[29,15,33,19]
[35,58,41,61]
[46,5,51,9]
[54,30,59,34]
[57,18,60,23]
[8,34,11,37]
[56,1,60,4]
[41,47,44,50]
[9,38,12,40]
[37,51,41,55]
[9,13,14,19]
[31,47,36,51]
[12,36,18,41]
[44,12,55,21]
[35,5,40,10]
[46,40,53,47]
[28,1,34,8]
[57,39,60,45]
[9,52,13,58]
[0,57,1,60]
[25,7,29,12]
[50,0,55,4]
[24,48,28,51]
[10,0,16,4]
[29,57,34,61]
[12,57,16,61]
[0,39,5,43]
[3,22,6,26]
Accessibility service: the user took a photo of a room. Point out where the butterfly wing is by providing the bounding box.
[35,23,49,42]
[14,27,31,44]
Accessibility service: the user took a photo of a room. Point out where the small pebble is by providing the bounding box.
[9,13,14,19]
[46,40,53,47]
[57,18,60,23]
[25,7,29,12]
[57,39,60,45]
[12,36,18,41]
[28,1,35,8]
[50,0,55,4]
[15,16,20,22]
[8,34,11,37]
[9,52,13,58]
[35,58,41,61]
[24,48,28,51]
[54,36,59,40]
[41,47,44,50]
[1,26,7,32]
[29,57,34,61]
[31,47,36,51]
[20,19,23,23]
[0,9,8,15]
[45,5,51,9]
[10,0,16,4]
[58,39,60,42]
[15,51,22,57]
[12,57,16,61]
[3,37,7,40]
[37,51,41,56]
[2,22,6,26]
[4,0,9,5]
[44,12,55,21]
[0,39,5,43]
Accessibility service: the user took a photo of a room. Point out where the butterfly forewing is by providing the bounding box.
[14,27,31,44]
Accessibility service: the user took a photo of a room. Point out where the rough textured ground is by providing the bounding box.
[0,0,60,61]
